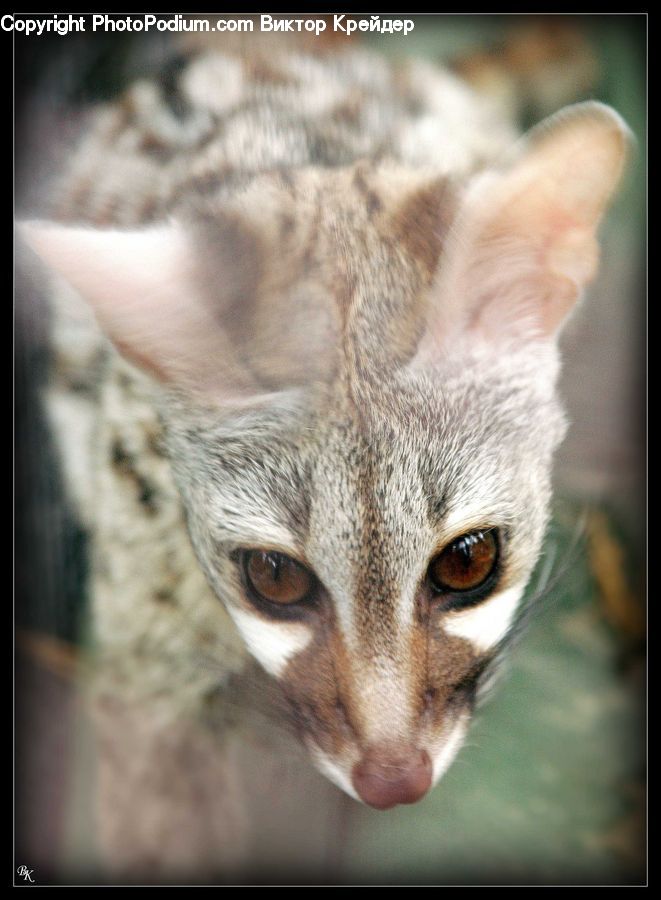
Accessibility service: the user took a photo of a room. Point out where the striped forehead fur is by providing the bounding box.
[129,161,456,407]
[166,339,564,647]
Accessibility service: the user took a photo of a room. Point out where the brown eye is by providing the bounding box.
[243,550,313,606]
[428,529,499,595]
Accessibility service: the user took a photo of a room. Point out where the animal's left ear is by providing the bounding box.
[420,102,632,353]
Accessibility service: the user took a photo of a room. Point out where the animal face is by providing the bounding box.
[165,347,566,807]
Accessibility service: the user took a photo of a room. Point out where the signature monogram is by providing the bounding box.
[17,865,35,883]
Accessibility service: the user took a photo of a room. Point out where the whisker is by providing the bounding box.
[475,507,589,704]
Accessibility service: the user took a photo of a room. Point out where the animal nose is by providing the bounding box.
[352,745,433,810]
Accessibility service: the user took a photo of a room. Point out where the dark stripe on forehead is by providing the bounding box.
[326,176,454,395]
[352,439,401,656]
[352,166,383,218]
[419,457,452,532]
[387,178,454,284]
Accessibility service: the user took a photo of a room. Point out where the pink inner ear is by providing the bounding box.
[546,226,599,286]
[413,103,631,351]
[465,205,600,337]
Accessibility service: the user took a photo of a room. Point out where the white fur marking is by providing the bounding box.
[443,584,524,651]
[436,505,504,547]
[210,501,300,551]
[431,713,471,787]
[310,749,361,802]
[226,606,312,678]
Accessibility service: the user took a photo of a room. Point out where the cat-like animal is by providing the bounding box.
[20,43,630,880]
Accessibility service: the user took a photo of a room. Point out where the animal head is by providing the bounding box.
[22,102,630,808]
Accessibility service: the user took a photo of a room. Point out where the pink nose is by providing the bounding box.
[352,746,433,810]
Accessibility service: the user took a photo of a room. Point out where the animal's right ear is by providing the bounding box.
[19,221,254,396]
[19,217,335,404]
[19,206,340,402]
